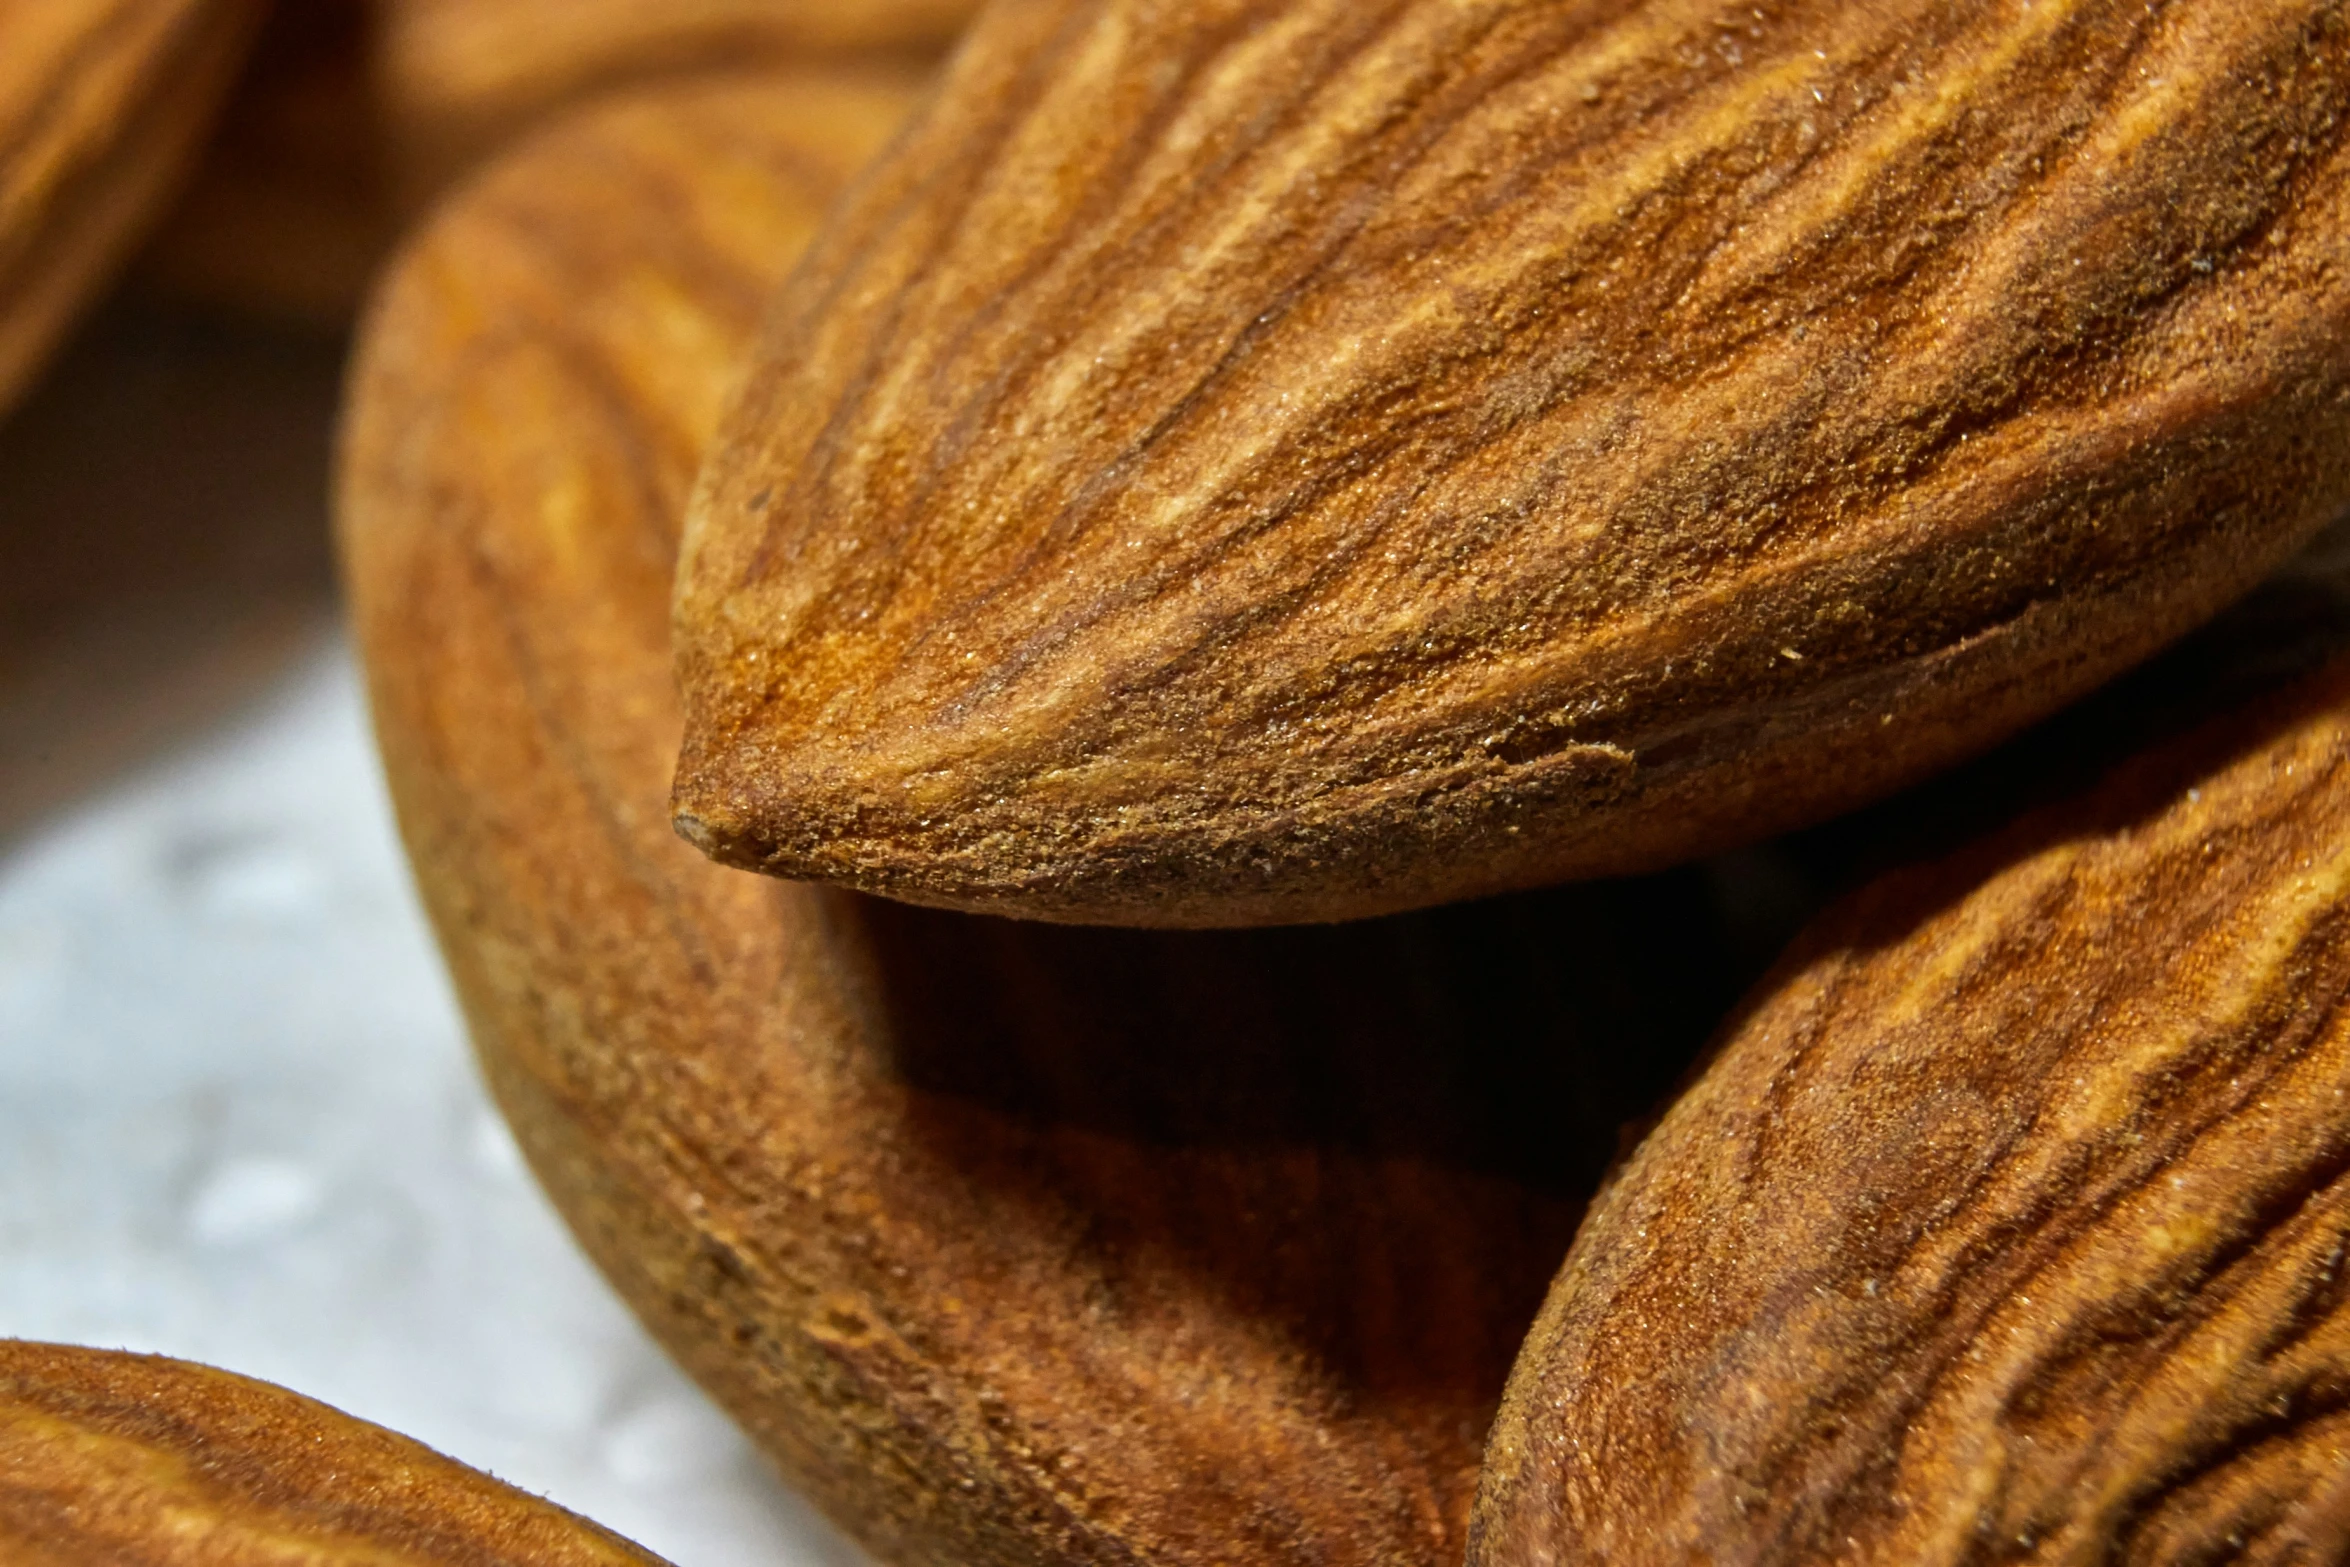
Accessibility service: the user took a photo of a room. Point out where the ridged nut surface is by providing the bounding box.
[1474,648,2350,1564]
[675,0,2350,927]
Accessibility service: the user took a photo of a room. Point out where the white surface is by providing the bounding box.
[0,634,865,1567]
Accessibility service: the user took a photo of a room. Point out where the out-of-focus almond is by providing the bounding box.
[0,1341,667,1565]
[673,0,2350,928]
[375,0,970,201]
[1474,642,2350,1564]
[0,0,259,416]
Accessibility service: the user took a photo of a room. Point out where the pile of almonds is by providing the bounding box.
[8,0,2350,1562]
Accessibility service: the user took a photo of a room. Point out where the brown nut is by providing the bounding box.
[339,69,1742,1567]
[670,0,2350,929]
[0,1341,667,1565]
[0,0,260,417]
[1473,637,2350,1563]
[376,0,973,202]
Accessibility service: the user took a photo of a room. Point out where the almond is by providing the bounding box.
[340,70,1737,1566]
[1474,641,2350,1563]
[672,0,2350,928]
[375,0,973,201]
[0,0,260,416]
[0,1341,666,1564]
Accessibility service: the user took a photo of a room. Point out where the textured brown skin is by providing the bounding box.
[0,0,259,417]
[1473,653,2350,1565]
[341,73,1735,1567]
[376,0,971,202]
[0,1342,667,1565]
[672,0,2350,929]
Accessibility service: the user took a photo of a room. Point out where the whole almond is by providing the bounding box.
[341,71,1733,1567]
[1473,646,2350,1563]
[672,0,2350,929]
[0,0,259,417]
[0,1341,667,1565]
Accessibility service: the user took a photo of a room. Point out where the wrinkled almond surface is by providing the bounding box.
[1475,647,2350,1564]
[341,70,1735,1567]
[0,1342,665,1565]
[674,0,2350,927]
[0,0,258,415]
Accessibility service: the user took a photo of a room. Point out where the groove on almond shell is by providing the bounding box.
[673,0,2350,926]
[1473,649,2350,1565]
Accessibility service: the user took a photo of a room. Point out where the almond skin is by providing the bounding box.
[0,1342,667,1565]
[340,72,1739,1567]
[1473,645,2350,1564]
[672,0,2350,928]
[0,0,260,416]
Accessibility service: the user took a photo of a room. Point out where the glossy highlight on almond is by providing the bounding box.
[674,0,2350,927]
